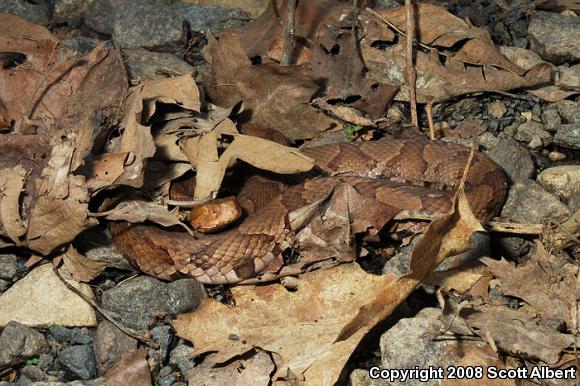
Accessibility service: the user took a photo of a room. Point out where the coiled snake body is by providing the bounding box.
[110,138,508,284]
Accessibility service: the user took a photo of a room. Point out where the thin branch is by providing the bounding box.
[404,0,418,127]
[271,0,283,27]
[52,266,160,349]
[280,0,297,65]
[365,7,520,75]
[426,98,435,140]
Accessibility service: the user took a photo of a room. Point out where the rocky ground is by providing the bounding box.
[0,0,578,385]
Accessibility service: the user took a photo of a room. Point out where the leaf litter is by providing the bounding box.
[0,2,578,385]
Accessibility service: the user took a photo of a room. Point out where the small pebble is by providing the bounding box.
[548,151,566,161]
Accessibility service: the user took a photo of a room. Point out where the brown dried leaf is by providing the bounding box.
[234,0,343,61]
[361,5,551,102]
[312,27,398,119]
[202,32,334,141]
[105,349,151,386]
[187,349,275,386]
[181,132,315,200]
[427,264,491,294]
[27,141,97,254]
[140,74,201,121]
[465,306,574,364]
[0,15,125,137]
[0,165,28,243]
[106,75,200,188]
[535,0,580,12]
[173,263,398,382]
[81,153,131,192]
[62,246,108,283]
[103,200,186,229]
[481,244,578,327]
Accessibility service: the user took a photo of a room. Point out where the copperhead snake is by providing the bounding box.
[109,138,508,284]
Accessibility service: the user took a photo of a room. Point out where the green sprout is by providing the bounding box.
[26,357,39,366]
[343,124,364,141]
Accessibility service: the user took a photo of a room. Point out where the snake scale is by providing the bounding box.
[109,138,508,284]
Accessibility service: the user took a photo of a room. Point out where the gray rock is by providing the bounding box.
[554,100,580,124]
[158,374,177,386]
[541,108,561,132]
[151,325,172,361]
[537,165,580,209]
[0,321,47,369]
[487,138,534,183]
[76,227,134,272]
[86,0,247,49]
[85,0,117,34]
[11,379,105,385]
[501,180,570,223]
[169,343,196,375]
[61,37,104,55]
[49,326,92,345]
[20,365,55,382]
[373,0,401,9]
[478,132,499,150]
[52,0,95,24]
[0,0,51,25]
[0,254,27,281]
[0,279,9,293]
[554,123,580,150]
[514,121,552,149]
[93,320,137,375]
[123,48,195,82]
[38,353,54,371]
[495,235,532,258]
[101,277,205,330]
[528,11,580,62]
[379,308,462,386]
[57,345,97,381]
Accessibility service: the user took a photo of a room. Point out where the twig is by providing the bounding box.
[352,0,359,39]
[364,8,521,75]
[280,0,297,65]
[394,210,545,235]
[52,266,160,349]
[404,0,418,127]
[271,0,283,27]
[426,98,435,140]
[161,197,214,207]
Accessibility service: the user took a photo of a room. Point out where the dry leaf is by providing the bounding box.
[0,165,28,243]
[465,306,574,364]
[62,246,108,283]
[106,75,200,188]
[181,132,315,200]
[174,263,398,382]
[427,264,490,294]
[105,349,151,386]
[361,4,551,103]
[202,32,334,141]
[311,26,398,119]
[80,153,131,192]
[187,349,275,386]
[26,141,97,254]
[140,74,201,121]
[481,245,578,327]
[103,200,186,230]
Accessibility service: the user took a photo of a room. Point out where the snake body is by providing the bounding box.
[110,138,508,284]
